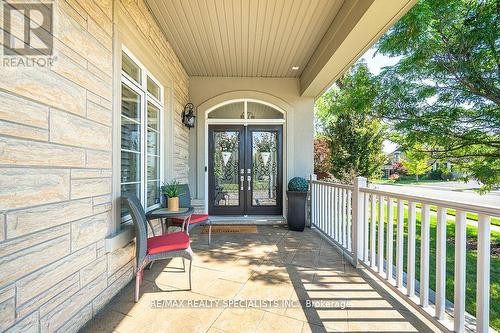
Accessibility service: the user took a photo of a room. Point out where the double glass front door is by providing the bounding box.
[208,125,283,215]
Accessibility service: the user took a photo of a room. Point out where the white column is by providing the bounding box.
[454,210,466,333]
[352,177,367,267]
[435,206,447,319]
[476,214,490,333]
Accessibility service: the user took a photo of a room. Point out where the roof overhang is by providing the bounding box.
[146,0,416,98]
[300,0,416,97]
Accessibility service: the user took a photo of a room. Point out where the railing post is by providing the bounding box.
[352,176,367,268]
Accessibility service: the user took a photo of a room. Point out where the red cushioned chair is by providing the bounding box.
[168,184,212,244]
[125,196,193,302]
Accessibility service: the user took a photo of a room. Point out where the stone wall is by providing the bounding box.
[0,0,189,332]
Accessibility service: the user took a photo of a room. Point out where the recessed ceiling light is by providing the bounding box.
[291,66,299,70]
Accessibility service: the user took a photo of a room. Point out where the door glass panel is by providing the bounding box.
[252,131,278,206]
[213,131,240,206]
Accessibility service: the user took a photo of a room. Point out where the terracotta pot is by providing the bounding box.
[167,197,179,211]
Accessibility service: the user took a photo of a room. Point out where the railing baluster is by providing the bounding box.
[420,203,430,307]
[347,190,352,251]
[378,195,385,275]
[313,183,317,226]
[341,188,345,246]
[386,198,394,282]
[435,206,446,320]
[332,186,337,241]
[476,214,491,333]
[407,201,416,297]
[322,185,326,232]
[328,186,332,238]
[370,194,377,268]
[396,199,404,288]
[454,210,466,333]
[363,192,369,262]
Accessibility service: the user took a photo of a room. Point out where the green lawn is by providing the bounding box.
[369,205,500,330]
[372,178,445,185]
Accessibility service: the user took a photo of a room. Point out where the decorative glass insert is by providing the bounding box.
[251,131,278,206]
[213,131,240,206]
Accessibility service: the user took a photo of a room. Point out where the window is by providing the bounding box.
[120,48,163,220]
[207,100,284,120]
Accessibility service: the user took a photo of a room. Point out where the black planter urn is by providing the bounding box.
[286,191,308,231]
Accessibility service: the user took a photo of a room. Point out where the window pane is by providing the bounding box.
[247,102,283,119]
[147,181,160,207]
[147,77,160,100]
[121,151,141,183]
[121,183,140,217]
[147,155,160,181]
[208,102,244,119]
[122,52,141,83]
[121,117,141,151]
[147,129,159,155]
[147,103,159,130]
[121,84,141,121]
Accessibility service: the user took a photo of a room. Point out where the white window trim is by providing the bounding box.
[119,46,165,224]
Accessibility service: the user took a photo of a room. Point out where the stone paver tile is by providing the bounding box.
[212,307,265,333]
[254,311,303,333]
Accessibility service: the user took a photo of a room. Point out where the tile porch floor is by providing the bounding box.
[81,225,441,333]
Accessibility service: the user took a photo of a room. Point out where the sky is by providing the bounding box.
[360,47,400,154]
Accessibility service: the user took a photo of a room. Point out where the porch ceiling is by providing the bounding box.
[146,0,344,78]
[146,0,416,97]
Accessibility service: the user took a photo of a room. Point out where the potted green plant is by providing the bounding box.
[161,180,183,212]
[286,177,309,231]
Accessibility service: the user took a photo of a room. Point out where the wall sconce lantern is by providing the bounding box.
[181,103,196,129]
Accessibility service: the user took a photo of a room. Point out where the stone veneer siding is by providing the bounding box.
[0,0,189,332]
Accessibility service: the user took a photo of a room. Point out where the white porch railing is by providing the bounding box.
[310,176,499,333]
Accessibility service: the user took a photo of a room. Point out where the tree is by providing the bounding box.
[374,0,500,191]
[402,150,432,181]
[313,137,332,180]
[316,62,386,183]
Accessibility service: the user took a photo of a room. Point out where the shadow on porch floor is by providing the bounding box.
[81,225,441,333]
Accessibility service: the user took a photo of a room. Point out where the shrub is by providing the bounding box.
[392,161,407,175]
[288,177,308,192]
[389,174,400,182]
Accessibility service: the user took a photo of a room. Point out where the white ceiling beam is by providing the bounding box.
[299,0,416,98]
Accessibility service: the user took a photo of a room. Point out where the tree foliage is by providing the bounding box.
[375,0,500,190]
[313,137,332,180]
[316,63,386,183]
[402,150,432,181]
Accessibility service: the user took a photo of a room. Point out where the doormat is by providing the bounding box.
[201,225,258,234]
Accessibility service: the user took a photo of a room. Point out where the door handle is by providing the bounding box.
[247,175,251,190]
[240,176,244,190]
